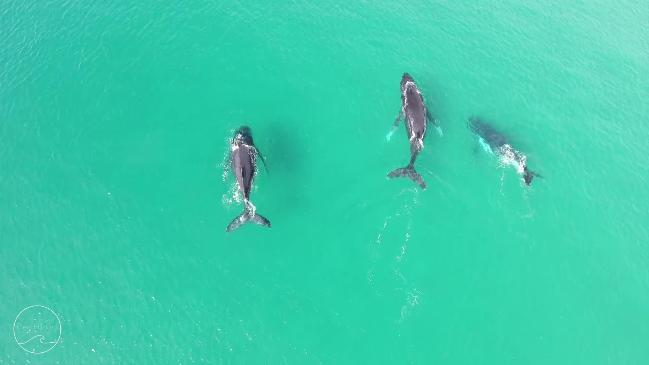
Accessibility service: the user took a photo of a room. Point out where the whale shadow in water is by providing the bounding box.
[262,122,310,213]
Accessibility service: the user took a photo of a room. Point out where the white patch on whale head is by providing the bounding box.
[403,80,417,92]
[402,81,420,104]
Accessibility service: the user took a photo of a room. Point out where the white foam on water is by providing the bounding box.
[395,219,411,263]
[398,288,421,324]
[222,183,241,207]
[498,144,526,174]
[221,165,229,182]
[368,189,422,322]
[221,132,234,182]
[375,217,392,245]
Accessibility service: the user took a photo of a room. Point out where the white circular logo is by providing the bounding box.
[13,305,61,354]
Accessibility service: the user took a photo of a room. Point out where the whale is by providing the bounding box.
[225,126,271,232]
[387,73,437,189]
[468,117,541,185]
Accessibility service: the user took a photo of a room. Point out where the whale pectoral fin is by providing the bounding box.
[425,111,443,137]
[387,110,404,141]
[255,147,270,174]
[395,110,404,125]
[386,127,397,141]
[477,137,494,155]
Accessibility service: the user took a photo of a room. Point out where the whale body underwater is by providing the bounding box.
[468,117,540,185]
[223,74,541,231]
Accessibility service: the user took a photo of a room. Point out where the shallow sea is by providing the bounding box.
[2,1,648,363]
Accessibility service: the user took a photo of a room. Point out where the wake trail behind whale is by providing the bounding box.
[368,189,422,323]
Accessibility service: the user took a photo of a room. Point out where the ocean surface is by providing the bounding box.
[2,1,648,363]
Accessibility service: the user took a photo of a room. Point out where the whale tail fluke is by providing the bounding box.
[250,212,271,227]
[523,168,543,186]
[226,201,271,232]
[388,164,426,189]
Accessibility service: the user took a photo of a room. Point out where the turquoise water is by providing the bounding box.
[2,1,649,363]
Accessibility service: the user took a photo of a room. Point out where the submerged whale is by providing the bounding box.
[387,73,438,189]
[468,117,540,185]
[226,126,271,232]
